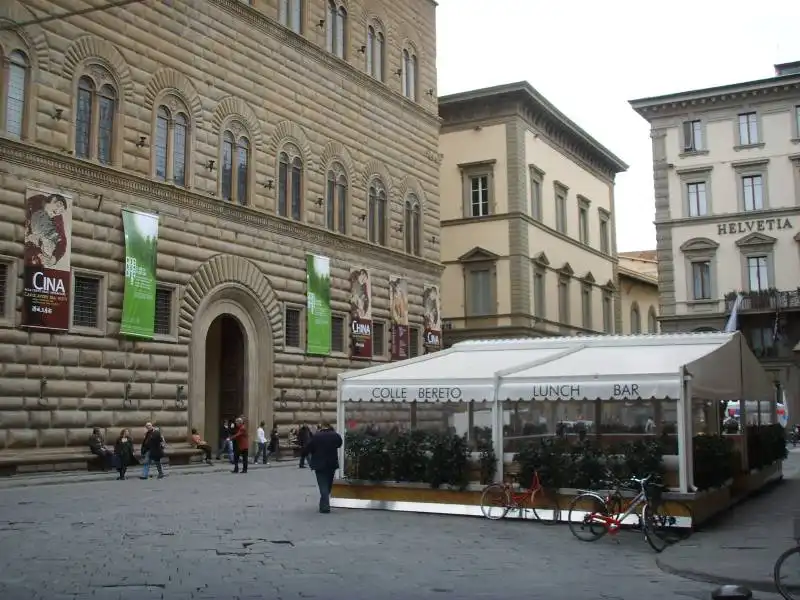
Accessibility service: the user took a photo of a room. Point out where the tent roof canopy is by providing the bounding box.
[338,332,774,403]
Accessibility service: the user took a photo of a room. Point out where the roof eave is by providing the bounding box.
[440,81,629,174]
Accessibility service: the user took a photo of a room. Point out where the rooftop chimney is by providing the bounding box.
[775,61,800,76]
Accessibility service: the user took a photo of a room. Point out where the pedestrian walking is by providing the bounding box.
[230,417,249,473]
[114,428,135,480]
[254,421,268,464]
[301,421,342,514]
[190,428,214,464]
[140,422,165,480]
[267,426,280,464]
[216,419,231,460]
[297,422,311,468]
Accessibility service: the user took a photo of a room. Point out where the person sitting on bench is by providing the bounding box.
[190,428,213,465]
[88,428,114,470]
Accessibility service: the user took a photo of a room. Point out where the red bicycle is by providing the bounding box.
[480,470,561,524]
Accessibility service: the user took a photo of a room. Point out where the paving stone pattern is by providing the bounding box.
[0,466,747,600]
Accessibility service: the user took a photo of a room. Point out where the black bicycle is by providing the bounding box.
[774,517,800,600]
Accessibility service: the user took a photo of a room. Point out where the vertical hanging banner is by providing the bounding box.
[306,254,332,355]
[22,188,73,330]
[348,267,373,359]
[389,276,409,361]
[120,209,160,338]
[423,285,442,351]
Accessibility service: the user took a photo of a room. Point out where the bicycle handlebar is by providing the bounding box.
[600,471,653,490]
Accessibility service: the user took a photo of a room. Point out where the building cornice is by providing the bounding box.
[629,73,800,118]
[656,205,800,228]
[211,0,441,127]
[441,211,618,264]
[618,265,658,288]
[0,138,444,276]
[439,82,628,179]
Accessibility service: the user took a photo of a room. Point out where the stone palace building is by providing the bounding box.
[0,0,441,458]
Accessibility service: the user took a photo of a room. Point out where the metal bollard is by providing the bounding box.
[711,585,753,600]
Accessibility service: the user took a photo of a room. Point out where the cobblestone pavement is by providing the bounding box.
[0,462,779,600]
[657,446,800,593]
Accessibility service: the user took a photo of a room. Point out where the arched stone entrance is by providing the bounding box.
[180,255,283,445]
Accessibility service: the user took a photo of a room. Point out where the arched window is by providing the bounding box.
[152,103,190,187]
[2,49,30,137]
[326,162,348,234]
[368,179,387,245]
[404,194,421,255]
[278,144,303,220]
[401,48,417,101]
[279,0,303,34]
[630,304,641,334]
[326,1,347,58]
[74,71,118,164]
[236,137,249,206]
[221,131,234,200]
[647,306,658,333]
[366,23,384,81]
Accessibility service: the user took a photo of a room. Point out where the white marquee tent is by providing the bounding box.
[337,332,776,492]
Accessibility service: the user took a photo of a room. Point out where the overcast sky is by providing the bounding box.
[436,0,800,252]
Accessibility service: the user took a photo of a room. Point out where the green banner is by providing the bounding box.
[120,209,159,339]
[306,253,331,355]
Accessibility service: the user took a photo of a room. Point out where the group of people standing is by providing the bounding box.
[88,423,167,480]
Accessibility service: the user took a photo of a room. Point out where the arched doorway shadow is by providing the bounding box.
[188,283,274,446]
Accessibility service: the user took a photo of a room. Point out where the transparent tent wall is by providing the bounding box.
[341,400,493,483]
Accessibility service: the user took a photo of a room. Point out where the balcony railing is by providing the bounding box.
[724,289,800,313]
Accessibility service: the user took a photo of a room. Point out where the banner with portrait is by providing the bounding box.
[423,285,442,351]
[389,276,409,361]
[22,188,73,330]
[306,254,331,355]
[120,209,160,338]
[348,267,372,359]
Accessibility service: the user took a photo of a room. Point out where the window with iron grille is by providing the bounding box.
[154,287,173,336]
[0,262,7,316]
[72,275,100,328]
[409,327,420,358]
[285,307,302,348]
[372,320,385,356]
[331,314,345,353]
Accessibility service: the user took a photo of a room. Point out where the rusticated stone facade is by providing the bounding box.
[0,0,441,453]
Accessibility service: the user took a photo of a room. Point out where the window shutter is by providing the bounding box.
[682,121,693,150]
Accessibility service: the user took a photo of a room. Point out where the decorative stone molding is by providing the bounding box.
[318,140,356,180]
[396,174,427,208]
[268,120,312,168]
[680,237,719,253]
[532,251,549,266]
[0,139,442,275]
[362,158,393,191]
[557,262,574,276]
[179,254,282,347]
[62,35,134,101]
[735,232,777,248]
[211,96,263,150]
[143,68,204,128]
[0,0,49,72]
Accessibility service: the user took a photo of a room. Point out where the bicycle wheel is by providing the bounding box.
[568,493,610,542]
[647,500,693,545]
[531,488,561,525]
[642,503,669,553]
[774,545,800,600]
[480,484,511,520]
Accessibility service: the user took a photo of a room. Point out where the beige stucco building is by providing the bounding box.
[618,250,659,335]
[437,83,628,345]
[0,0,441,459]
[630,61,800,419]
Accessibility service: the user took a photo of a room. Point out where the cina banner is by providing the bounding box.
[306,254,332,355]
[120,209,160,338]
[389,276,409,361]
[22,188,73,330]
[423,285,442,351]
[348,267,372,359]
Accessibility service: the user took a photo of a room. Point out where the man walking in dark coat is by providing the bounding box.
[301,422,342,514]
[297,422,311,468]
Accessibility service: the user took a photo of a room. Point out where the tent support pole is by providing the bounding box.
[492,374,503,483]
[677,368,693,493]
[336,379,345,480]
[738,334,749,473]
